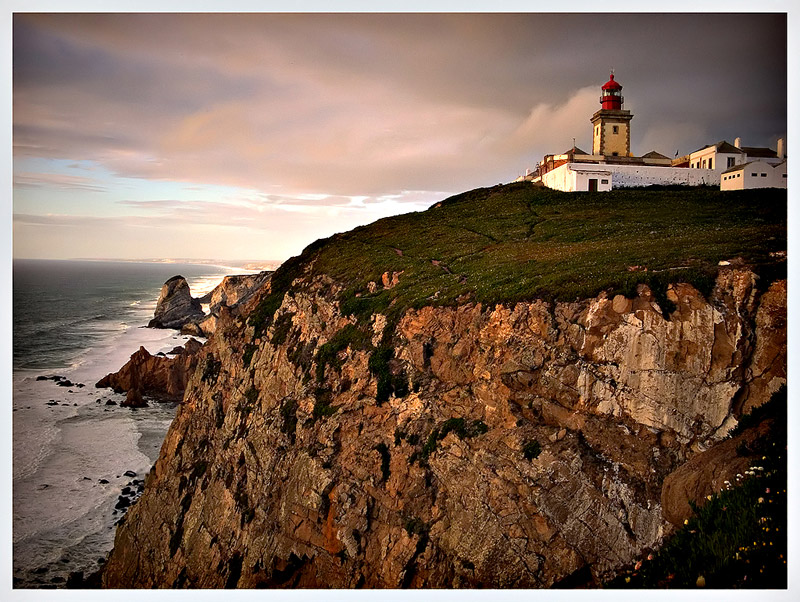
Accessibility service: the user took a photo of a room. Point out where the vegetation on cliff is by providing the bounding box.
[608,387,786,589]
[251,183,786,335]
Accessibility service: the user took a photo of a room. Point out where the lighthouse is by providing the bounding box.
[590,73,633,157]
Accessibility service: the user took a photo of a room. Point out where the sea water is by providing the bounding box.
[12,259,241,588]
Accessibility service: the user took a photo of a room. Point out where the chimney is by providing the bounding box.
[777,138,785,159]
[734,137,742,149]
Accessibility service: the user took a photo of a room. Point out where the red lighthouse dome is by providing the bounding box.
[600,73,624,110]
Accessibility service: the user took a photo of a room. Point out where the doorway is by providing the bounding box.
[588,178,598,192]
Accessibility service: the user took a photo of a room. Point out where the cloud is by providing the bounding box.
[13,171,106,192]
[14,13,785,200]
[11,13,788,260]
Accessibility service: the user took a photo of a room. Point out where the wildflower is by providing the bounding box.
[706,495,712,501]
[625,577,631,584]
[766,488,771,494]
[758,497,764,503]
[696,575,706,587]
[684,519,689,525]
[635,561,642,570]
[647,554,654,561]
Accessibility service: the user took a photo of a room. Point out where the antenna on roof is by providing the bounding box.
[572,137,576,149]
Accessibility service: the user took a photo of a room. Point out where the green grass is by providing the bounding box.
[250,183,786,332]
[606,387,787,589]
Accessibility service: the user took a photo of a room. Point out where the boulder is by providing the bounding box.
[148,276,205,330]
[122,388,147,408]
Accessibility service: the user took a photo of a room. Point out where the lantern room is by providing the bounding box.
[590,72,633,157]
[600,73,624,110]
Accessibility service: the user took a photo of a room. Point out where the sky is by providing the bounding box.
[11,11,788,262]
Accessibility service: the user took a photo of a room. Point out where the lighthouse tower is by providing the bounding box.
[590,73,633,157]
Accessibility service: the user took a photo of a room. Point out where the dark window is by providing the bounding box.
[601,179,608,184]
[612,126,619,134]
[752,173,758,177]
[611,152,618,156]
[761,173,767,177]
[708,158,713,169]
[782,174,787,178]
[727,157,735,168]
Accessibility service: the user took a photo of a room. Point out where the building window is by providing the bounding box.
[612,126,619,134]
[761,173,767,177]
[783,174,787,178]
[752,173,757,177]
[727,157,735,168]
[708,158,713,169]
[601,179,608,184]
[611,152,618,156]
[702,159,707,168]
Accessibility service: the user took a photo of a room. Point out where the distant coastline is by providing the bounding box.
[64,257,284,271]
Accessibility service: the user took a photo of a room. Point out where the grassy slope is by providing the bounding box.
[252,182,786,333]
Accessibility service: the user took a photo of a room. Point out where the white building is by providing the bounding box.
[720,160,787,190]
[542,162,718,192]
[687,137,785,171]
[687,141,745,170]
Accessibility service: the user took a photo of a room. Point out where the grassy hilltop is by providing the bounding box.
[252,182,786,333]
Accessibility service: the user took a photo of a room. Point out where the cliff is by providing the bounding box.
[100,184,786,588]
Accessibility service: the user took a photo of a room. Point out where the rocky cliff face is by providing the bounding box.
[101,267,785,588]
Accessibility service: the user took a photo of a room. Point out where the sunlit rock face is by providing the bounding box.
[102,268,785,588]
[148,276,205,330]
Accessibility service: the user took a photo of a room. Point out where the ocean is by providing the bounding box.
[11,259,242,588]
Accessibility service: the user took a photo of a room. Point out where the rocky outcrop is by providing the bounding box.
[148,276,205,330]
[150,272,273,336]
[101,268,786,588]
[95,339,204,403]
[199,271,273,314]
[195,271,273,336]
[660,419,771,526]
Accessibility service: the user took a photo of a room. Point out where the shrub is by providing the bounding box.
[201,354,222,385]
[270,312,295,346]
[523,440,542,460]
[315,324,372,382]
[242,343,257,368]
[375,442,391,481]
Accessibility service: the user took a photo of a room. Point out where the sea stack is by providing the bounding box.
[148,276,205,330]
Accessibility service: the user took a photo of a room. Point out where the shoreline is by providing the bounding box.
[11,261,246,588]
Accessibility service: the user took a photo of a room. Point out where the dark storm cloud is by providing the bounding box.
[13,13,787,197]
